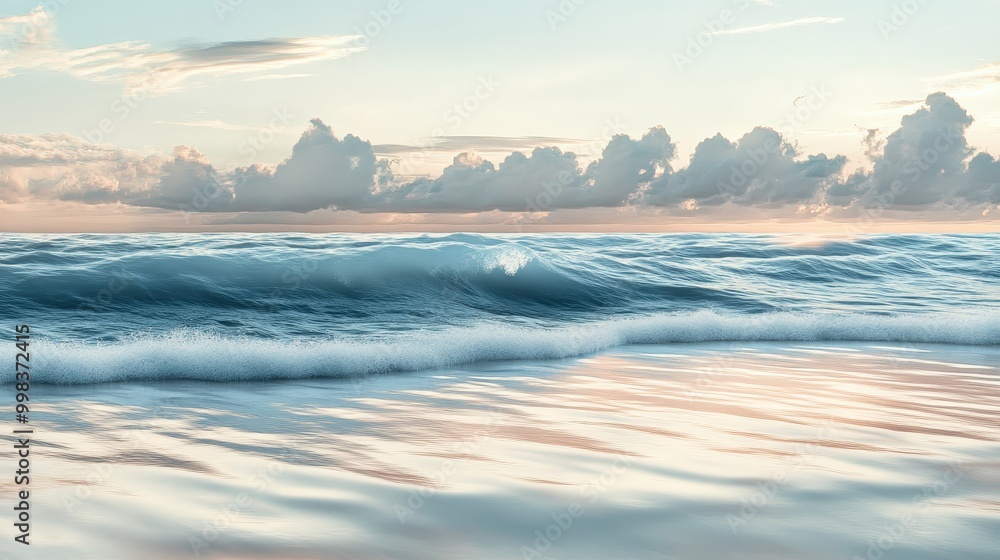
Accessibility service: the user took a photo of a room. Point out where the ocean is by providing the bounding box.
[1,233,998,559]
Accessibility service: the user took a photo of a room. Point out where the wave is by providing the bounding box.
[22,310,1000,384]
[3,239,763,320]
[4,235,999,324]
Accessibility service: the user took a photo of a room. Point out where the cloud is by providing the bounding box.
[3,93,998,220]
[584,127,675,206]
[0,133,131,167]
[375,135,589,155]
[0,7,53,56]
[930,62,1000,94]
[0,8,363,94]
[864,99,924,114]
[371,127,674,212]
[826,92,979,208]
[645,127,845,207]
[227,119,390,212]
[0,133,161,203]
[871,92,974,205]
[959,152,1000,204]
[54,157,161,204]
[713,17,845,36]
[137,146,232,211]
[379,147,587,212]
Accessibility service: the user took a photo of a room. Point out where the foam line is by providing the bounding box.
[21,310,1000,384]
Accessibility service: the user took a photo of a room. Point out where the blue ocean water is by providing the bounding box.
[3,233,999,560]
[1,233,998,383]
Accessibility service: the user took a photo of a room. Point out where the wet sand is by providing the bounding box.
[6,342,999,559]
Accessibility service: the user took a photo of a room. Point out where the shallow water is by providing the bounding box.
[5,343,998,559]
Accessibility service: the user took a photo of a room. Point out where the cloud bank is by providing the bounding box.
[2,93,999,222]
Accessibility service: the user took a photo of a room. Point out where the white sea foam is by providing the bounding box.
[24,310,1000,384]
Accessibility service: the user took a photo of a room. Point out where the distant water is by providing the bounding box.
[0,233,997,383]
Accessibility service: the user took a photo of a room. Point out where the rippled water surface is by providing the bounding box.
[6,343,999,559]
[0,233,997,383]
[0,234,997,558]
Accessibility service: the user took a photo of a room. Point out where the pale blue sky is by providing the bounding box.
[2,1,1000,232]
[2,0,999,171]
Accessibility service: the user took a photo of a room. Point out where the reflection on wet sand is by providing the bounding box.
[8,342,999,559]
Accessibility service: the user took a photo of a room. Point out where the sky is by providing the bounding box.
[1,0,999,232]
